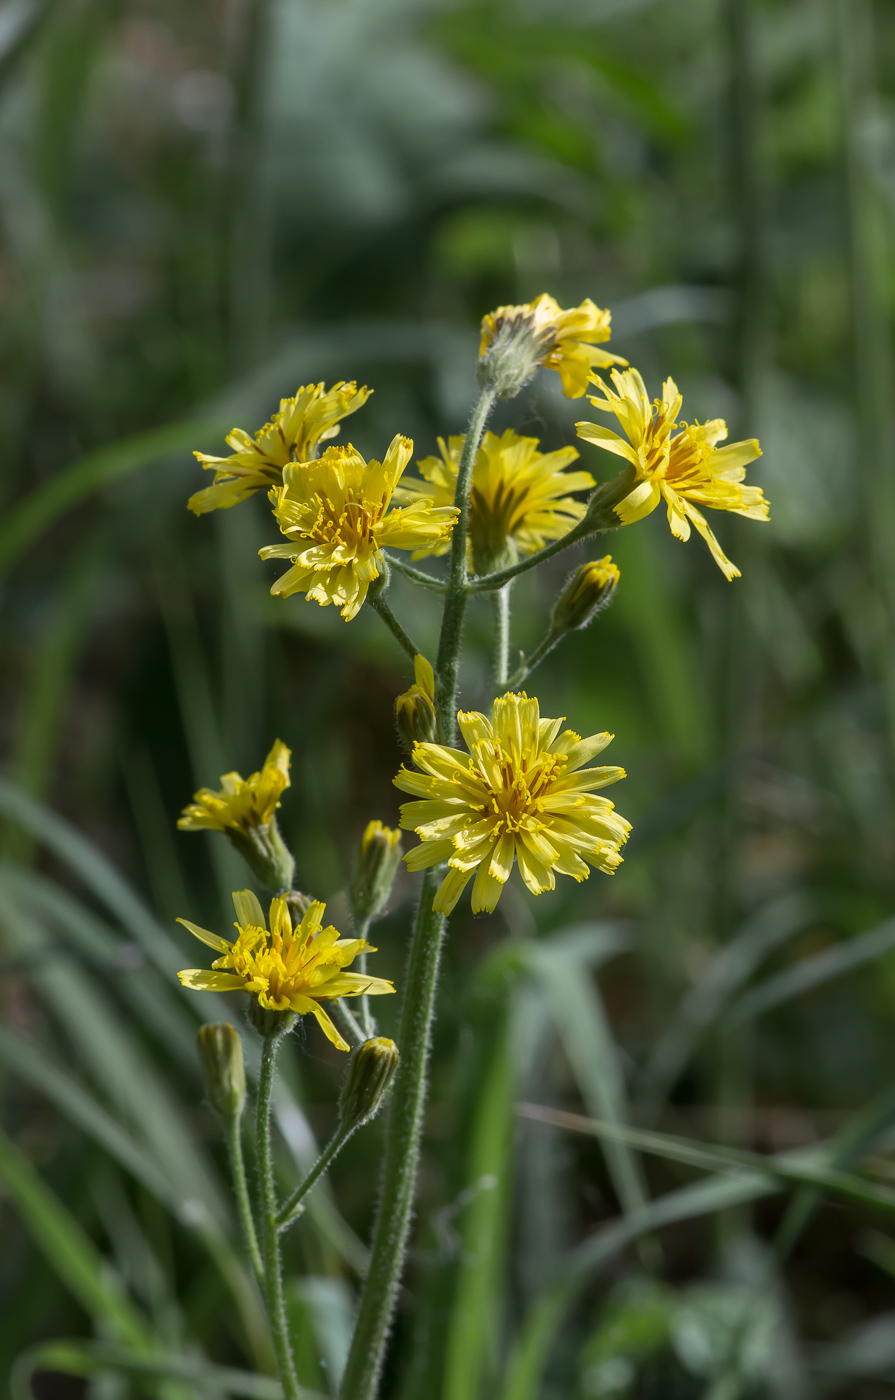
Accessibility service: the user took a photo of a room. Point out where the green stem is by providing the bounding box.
[492,583,512,691]
[339,867,446,1400]
[278,1126,353,1229]
[369,592,420,662]
[507,626,562,690]
[355,917,376,1038]
[257,1036,300,1400]
[225,1112,265,1294]
[434,385,497,743]
[382,552,447,593]
[333,1001,365,1047]
[470,525,589,594]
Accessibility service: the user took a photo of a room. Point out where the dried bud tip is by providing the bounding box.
[198,1023,246,1119]
[339,1037,400,1131]
[551,556,620,633]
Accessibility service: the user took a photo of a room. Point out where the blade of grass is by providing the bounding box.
[442,1000,516,1400]
[728,916,895,1027]
[10,1340,297,1400]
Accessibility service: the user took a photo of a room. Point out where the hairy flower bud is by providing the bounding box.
[552,556,620,633]
[198,1023,246,1120]
[395,654,437,752]
[339,1037,400,1131]
[247,1001,297,1039]
[351,820,403,925]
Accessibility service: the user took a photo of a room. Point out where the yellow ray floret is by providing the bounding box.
[189,381,371,515]
[178,740,291,834]
[479,294,627,398]
[177,890,394,1051]
[395,692,631,915]
[396,429,595,572]
[576,368,769,580]
[260,435,458,620]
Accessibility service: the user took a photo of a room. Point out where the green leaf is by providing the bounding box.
[0,1126,152,1349]
[10,1339,297,1400]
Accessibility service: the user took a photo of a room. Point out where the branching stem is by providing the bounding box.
[225,1112,264,1294]
[278,1125,353,1230]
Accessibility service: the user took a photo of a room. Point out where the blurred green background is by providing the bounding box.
[3,0,895,1395]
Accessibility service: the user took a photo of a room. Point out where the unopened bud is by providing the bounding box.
[339,1037,400,1131]
[551,556,619,633]
[198,1023,246,1120]
[351,821,402,924]
[395,654,437,752]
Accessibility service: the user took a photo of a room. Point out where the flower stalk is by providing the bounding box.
[257,1034,301,1400]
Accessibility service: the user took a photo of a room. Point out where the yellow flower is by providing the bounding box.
[260,436,458,620]
[178,891,394,1052]
[397,430,595,573]
[479,294,626,398]
[395,692,631,915]
[576,368,769,580]
[188,381,371,515]
[178,740,291,834]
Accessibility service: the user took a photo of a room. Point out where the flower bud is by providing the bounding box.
[339,1037,400,1131]
[198,1023,246,1120]
[551,556,620,633]
[351,821,402,925]
[395,653,437,752]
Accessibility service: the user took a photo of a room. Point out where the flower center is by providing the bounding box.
[480,749,566,832]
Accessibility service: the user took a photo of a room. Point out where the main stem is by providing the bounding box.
[434,384,497,742]
[341,382,495,1400]
[257,1036,300,1400]
[225,1113,265,1293]
[339,869,445,1400]
[492,583,512,690]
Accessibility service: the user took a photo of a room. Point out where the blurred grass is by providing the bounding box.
[3,0,895,1397]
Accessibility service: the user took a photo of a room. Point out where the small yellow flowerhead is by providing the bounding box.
[260,436,458,620]
[178,890,395,1051]
[478,293,626,399]
[398,430,595,575]
[395,654,438,752]
[178,740,294,891]
[576,368,769,579]
[395,691,631,915]
[552,556,620,633]
[351,820,403,925]
[189,381,371,514]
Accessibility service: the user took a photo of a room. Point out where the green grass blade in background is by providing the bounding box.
[638,890,820,1115]
[0,418,227,579]
[728,917,895,1026]
[10,1340,293,1400]
[0,1125,153,1349]
[442,999,515,1400]
[525,925,651,1221]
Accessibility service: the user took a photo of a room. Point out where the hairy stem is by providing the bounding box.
[257,1036,300,1400]
[355,916,376,1039]
[339,867,446,1400]
[369,593,420,661]
[492,583,512,690]
[225,1112,265,1294]
[333,1001,365,1047]
[434,385,496,743]
[507,626,562,690]
[278,1125,353,1230]
[382,552,447,593]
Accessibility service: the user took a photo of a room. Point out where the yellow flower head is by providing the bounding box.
[260,435,458,620]
[395,692,631,915]
[189,381,371,515]
[177,890,394,1051]
[397,430,595,573]
[178,740,291,835]
[479,294,626,398]
[576,368,769,580]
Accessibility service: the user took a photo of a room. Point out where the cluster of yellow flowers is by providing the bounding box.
[176,292,770,1045]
